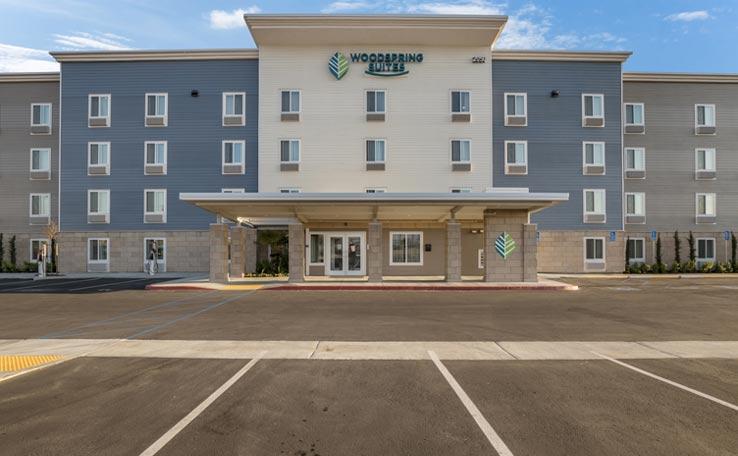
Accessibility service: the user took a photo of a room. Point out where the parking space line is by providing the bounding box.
[2,277,100,292]
[69,277,153,292]
[428,350,514,456]
[593,352,738,412]
[138,352,265,456]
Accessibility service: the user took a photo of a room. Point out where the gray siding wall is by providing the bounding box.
[60,60,258,231]
[492,60,623,231]
[624,81,738,232]
[0,80,59,233]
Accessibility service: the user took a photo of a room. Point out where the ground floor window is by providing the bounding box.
[627,238,645,264]
[310,234,324,264]
[584,237,605,263]
[390,231,422,266]
[88,238,109,263]
[697,238,715,266]
[30,238,50,262]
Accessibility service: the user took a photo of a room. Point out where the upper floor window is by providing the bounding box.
[695,104,716,127]
[582,94,604,127]
[87,142,110,175]
[31,103,51,134]
[30,148,51,173]
[30,193,51,218]
[144,189,167,223]
[88,94,111,127]
[87,189,110,224]
[625,192,645,218]
[451,139,471,163]
[222,92,245,126]
[366,90,386,113]
[451,90,470,113]
[504,93,527,126]
[504,140,527,175]
[695,148,716,172]
[583,142,606,175]
[366,139,386,164]
[696,193,716,220]
[280,140,300,163]
[222,140,245,175]
[145,93,168,126]
[624,147,645,179]
[281,90,300,112]
[145,141,167,175]
[583,189,606,223]
[624,103,644,126]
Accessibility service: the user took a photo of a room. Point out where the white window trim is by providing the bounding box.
[504,140,528,175]
[583,141,606,173]
[144,189,167,221]
[145,93,168,126]
[695,103,716,128]
[280,139,301,164]
[696,237,716,265]
[583,237,606,264]
[503,92,528,126]
[29,147,51,174]
[88,238,110,264]
[29,193,51,217]
[450,187,472,193]
[624,192,646,217]
[583,189,607,219]
[695,148,716,173]
[450,89,471,114]
[222,92,246,126]
[365,138,387,164]
[477,248,485,269]
[624,102,645,127]
[88,94,111,126]
[365,187,387,193]
[87,142,111,175]
[87,189,110,217]
[389,231,424,266]
[627,237,646,264]
[365,89,387,114]
[221,140,246,174]
[29,238,50,262]
[624,147,645,172]
[280,89,301,114]
[695,193,717,218]
[279,188,302,193]
[582,93,605,125]
[144,141,168,174]
[30,102,52,131]
[450,138,472,164]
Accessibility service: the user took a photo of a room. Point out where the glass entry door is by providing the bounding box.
[327,232,365,276]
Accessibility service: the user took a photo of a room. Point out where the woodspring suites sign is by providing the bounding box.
[329,52,424,79]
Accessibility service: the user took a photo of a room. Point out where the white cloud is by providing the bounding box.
[53,32,132,51]
[0,43,59,72]
[209,6,262,29]
[405,0,504,15]
[665,10,710,22]
[322,1,371,13]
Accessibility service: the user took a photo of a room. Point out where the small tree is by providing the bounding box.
[673,231,681,264]
[9,235,17,269]
[688,231,696,263]
[731,232,737,272]
[624,237,631,273]
[0,233,4,266]
[655,234,663,272]
[45,219,60,273]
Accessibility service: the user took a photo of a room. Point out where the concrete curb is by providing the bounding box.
[146,281,578,292]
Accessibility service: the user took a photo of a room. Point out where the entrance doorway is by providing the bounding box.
[326,232,365,276]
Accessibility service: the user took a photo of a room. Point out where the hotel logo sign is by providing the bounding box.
[494,232,517,259]
[329,51,424,79]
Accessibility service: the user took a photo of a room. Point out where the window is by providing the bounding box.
[625,148,645,171]
[366,90,386,113]
[31,103,51,127]
[504,141,527,174]
[145,93,168,126]
[280,140,300,163]
[88,142,110,174]
[625,193,645,216]
[222,140,245,174]
[30,193,50,217]
[451,139,471,163]
[145,141,167,173]
[30,148,51,172]
[624,103,644,126]
[88,94,110,126]
[695,148,716,172]
[143,238,166,265]
[450,187,472,193]
[390,232,423,266]
[30,239,50,262]
[222,92,245,125]
[695,104,716,127]
[88,238,109,263]
[627,238,645,264]
[145,190,166,216]
[366,188,386,193]
[88,190,110,216]
[697,238,716,267]
[281,90,300,113]
[583,142,606,174]
[280,188,301,193]
[451,90,470,113]
[584,237,605,263]
[583,189,606,222]
[366,139,386,163]
[310,234,324,264]
[696,193,716,217]
[582,94,604,126]
[504,93,527,126]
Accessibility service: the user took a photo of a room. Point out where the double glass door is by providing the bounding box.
[327,233,365,276]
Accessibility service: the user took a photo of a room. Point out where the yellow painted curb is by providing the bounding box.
[219,284,265,291]
[0,355,63,372]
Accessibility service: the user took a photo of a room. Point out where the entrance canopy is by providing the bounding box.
[180,191,568,226]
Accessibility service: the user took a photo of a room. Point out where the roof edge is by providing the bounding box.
[624,72,738,83]
[492,50,632,63]
[0,72,60,83]
[50,49,258,63]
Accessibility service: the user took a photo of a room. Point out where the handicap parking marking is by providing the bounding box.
[593,352,738,412]
[139,352,266,456]
[429,350,514,456]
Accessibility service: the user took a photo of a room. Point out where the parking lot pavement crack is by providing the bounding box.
[309,341,321,359]
[493,342,519,360]
[635,341,681,358]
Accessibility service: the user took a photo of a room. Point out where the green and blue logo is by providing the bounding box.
[328,52,349,80]
[494,232,517,259]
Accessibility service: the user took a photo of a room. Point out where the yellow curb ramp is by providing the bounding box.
[0,354,63,372]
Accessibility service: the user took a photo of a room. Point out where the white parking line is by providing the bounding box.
[593,352,738,412]
[428,350,514,456]
[2,277,99,292]
[138,351,266,456]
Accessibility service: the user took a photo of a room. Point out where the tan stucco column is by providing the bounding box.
[484,209,535,282]
[229,226,246,279]
[367,221,383,282]
[446,219,462,282]
[209,223,229,283]
[523,223,538,282]
[244,227,257,274]
[288,223,305,283]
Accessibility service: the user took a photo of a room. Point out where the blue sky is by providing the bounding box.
[0,0,736,73]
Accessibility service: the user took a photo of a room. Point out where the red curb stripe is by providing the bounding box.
[264,285,572,291]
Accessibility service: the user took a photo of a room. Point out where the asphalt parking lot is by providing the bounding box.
[0,277,174,294]
[1,277,737,455]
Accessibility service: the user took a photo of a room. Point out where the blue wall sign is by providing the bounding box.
[651,230,657,241]
[725,231,731,241]
[609,231,616,242]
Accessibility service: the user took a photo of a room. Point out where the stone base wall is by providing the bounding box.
[626,231,734,265]
[484,210,537,282]
[58,230,209,273]
[538,230,625,273]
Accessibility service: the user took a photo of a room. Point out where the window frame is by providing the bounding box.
[145,92,168,126]
[221,140,246,173]
[389,231,424,266]
[627,237,645,264]
[583,237,606,264]
[144,141,168,174]
[624,147,645,172]
[624,192,645,217]
[695,148,716,173]
[365,138,387,164]
[582,141,606,169]
[280,89,301,114]
[504,140,528,175]
[87,141,111,175]
[29,147,51,173]
[144,189,167,220]
[280,139,301,164]
[88,94,111,126]
[696,237,716,266]
[624,102,645,127]
[695,103,716,128]
[695,193,716,217]
[222,92,246,126]
[30,102,52,130]
[88,238,110,264]
[583,189,607,218]
[450,90,471,114]
[365,89,387,114]
[29,193,51,217]
[87,189,110,217]
[29,238,50,263]
[450,138,472,164]
[309,233,325,265]
[503,92,528,126]
[581,93,605,125]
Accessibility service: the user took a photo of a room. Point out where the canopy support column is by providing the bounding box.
[368,220,383,282]
[445,219,462,282]
[288,223,305,283]
[209,223,229,283]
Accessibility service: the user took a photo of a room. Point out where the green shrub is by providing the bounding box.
[700,262,714,273]
[9,235,16,269]
[731,232,737,272]
[668,261,681,273]
[673,231,681,264]
[688,231,695,263]
[639,263,651,274]
[22,261,37,273]
[682,260,696,273]
[0,233,4,265]
[624,237,631,273]
[2,261,16,273]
